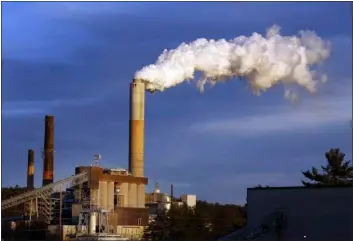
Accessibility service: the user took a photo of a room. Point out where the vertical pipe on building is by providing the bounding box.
[27,149,35,191]
[43,115,54,186]
[36,198,39,218]
[59,184,63,240]
[128,79,145,177]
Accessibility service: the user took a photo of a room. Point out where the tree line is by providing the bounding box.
[144,201,246,241]
[144,148,353,241]
[1,185,27,218]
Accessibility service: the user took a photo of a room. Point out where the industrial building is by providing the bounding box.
[220,186,353,241]
[2,78,200,240]
[69,79,149,233]
[145,183,196,219]
[2,79,151,239]
[73,165,148,225]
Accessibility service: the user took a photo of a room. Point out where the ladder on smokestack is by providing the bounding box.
[1,172,88,223]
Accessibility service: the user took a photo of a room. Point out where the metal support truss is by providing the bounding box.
[75,184,91,209]
[37,194,53,224]
[2,172,88,210]
[77,208,109,236]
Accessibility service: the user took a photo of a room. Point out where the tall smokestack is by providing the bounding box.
[128,79,145,177]
[27,149,35,191]
[43,115,54,186]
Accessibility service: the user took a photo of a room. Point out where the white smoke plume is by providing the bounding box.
[135,25,331,96]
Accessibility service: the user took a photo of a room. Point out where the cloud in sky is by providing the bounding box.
[2,98,102,118]
[190,79,352,136]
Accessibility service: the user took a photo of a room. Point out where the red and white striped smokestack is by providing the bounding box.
[128,79,145,177]
[43,115,54,186]
[27,149,35,191]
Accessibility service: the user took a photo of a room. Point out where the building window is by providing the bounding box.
[118,195,124,207]
[137,218,142,226]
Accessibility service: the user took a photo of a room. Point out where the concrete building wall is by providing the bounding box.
[181,194,196,208]
[120,182,129,207]
[116,225,144,240]
[48,224,143,240]
[107,182,115,211]
[99,181,108,209]
[109,208,149,226]
[137,184,145,208]
[247,187,353,241]
[128,183,137,207]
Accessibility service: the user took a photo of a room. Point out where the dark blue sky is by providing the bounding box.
[2,2,352,204]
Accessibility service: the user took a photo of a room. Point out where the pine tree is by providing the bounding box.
[302,148,353,187]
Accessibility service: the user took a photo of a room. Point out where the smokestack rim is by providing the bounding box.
[132,78,145,84]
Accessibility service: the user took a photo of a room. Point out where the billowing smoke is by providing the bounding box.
[135,25,331,96]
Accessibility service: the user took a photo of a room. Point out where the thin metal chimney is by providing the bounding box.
[27,149,35,191]
[171,184,174,200]
[43,115,54,186]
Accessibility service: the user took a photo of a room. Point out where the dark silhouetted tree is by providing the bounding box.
[302,148,353,187]
[1,185,27,217]
[143,209,170,241]
[144,201,246,241]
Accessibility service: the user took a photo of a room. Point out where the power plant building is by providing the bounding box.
[3,78,197,239]
[221,186,353,241]
[14,79,151,237]
[72,79,150,231]
[73,166,149,227]
[145,183,197,219]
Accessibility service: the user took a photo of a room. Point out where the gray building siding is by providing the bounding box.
[247,187,353,241]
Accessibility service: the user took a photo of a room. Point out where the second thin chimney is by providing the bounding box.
[43,115,54,186]
[171,184,174,200]
[27,149,34,191]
